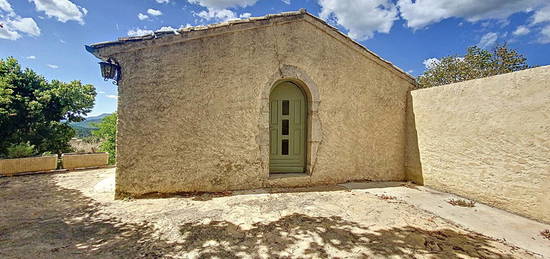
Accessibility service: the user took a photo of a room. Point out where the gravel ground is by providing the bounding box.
[0,168,541,258]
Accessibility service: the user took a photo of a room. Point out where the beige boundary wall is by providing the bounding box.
[0,155,58,176]
[406,66,550,223]
[62,153,109,170]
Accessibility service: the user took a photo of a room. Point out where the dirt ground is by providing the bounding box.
[0,168,544,258]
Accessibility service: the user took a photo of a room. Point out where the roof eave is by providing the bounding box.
[84,9,416,84]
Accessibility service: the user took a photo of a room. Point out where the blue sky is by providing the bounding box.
[1,0,550,116]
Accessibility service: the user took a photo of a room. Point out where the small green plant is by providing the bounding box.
[6,142,36,158]
[448,198,476,207]
[541,229,550,240]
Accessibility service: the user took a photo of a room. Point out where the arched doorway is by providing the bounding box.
[269,81,307,173]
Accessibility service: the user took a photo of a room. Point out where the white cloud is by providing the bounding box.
[239,12,251,19]
[30,0,87,24]
[318,0,398,40]
[8,17,40,36]
[281,0,290,4]
[97,91,105,94]
[195,8,237,21]
[106,95,118,99]
[147,8,162,16]
[538,25,550,44]
[0,0,13,14]
[524,4,550,44]
[157,24,194,34]
[532,5,550,25]
[513,26,530,36]
[422,58,440,69]
[157,26,183,33]
[26,55,36,59]
[477,32,498,49]
[188,0,257,22]
[157,26,177,32]
[397,0,545,29]
[127,28,154,37]
[129,25,193,37]
[47,64,59,69]
[138,13,149,20]
[156,0,170,3]
[0,28,19,40]
[0,0,41,40]
[0,16,41,40]
[187,0,257,10]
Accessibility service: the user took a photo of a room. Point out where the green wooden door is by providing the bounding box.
[269,82,306,173]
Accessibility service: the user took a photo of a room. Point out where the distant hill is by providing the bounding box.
[70,113,111,138]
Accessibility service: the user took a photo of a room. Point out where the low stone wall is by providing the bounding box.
[0,156,58,176]
[406,66,550,223]
[62,153,109,170]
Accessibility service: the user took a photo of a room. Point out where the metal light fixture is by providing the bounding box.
[99,58,121,85]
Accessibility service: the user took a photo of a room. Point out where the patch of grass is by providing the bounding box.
[541,229,550,240]
[448,199,476,207]
[377,194,397,200]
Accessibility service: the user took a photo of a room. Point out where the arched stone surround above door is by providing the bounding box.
[259,64,322,178]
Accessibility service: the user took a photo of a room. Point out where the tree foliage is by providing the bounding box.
[92,113,117,164]
[0,57,96,157]
[6,142,36,159]
[417,44,531,88]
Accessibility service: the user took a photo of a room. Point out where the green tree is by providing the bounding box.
[6,142,36,158]
[92,113,117,164]
[417,44,531,88]
[0,57,96,157]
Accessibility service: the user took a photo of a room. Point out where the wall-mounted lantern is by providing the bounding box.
[99,58,121,85]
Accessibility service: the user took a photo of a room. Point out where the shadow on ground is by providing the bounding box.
[0,174,174,258]
[133,181,408,201]
[0,173,521,258]
[179,213,516,258]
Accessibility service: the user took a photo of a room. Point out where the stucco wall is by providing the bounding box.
[95,14,413,198]
[0,156,57,176]
[406,66,550,223]
[62,153,109,170]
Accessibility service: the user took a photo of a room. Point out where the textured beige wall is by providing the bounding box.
[0,156,57,176]
[406,66,550,223]
[94,14,414,198]
[62,153,109,170]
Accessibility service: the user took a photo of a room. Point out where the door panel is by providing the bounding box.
[269,82,307,173]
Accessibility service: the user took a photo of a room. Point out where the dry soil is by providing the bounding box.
[0,168,544,258]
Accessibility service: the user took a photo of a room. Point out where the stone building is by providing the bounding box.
[87,10,416,198]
